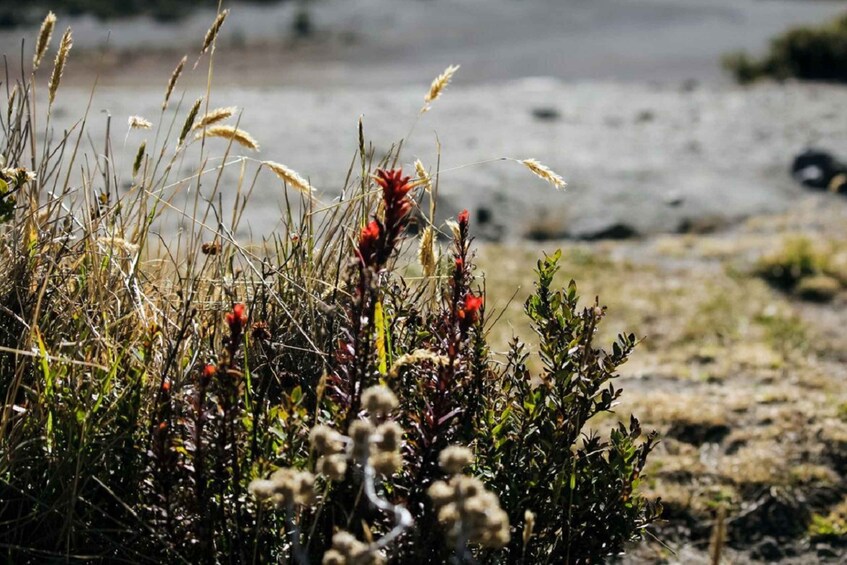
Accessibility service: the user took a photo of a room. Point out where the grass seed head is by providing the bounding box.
[439,445,474,474]
[195,124,260,151]
[162,55,187,111]
[194,106,237,130]
[413,159,432,192]
[128,115,153,130]
[263,160,313,194]
[178,97,203,146]
[33,11,56,70]
[201,9,229,55]
[422,64,460,113]
[418,226,437,278]
[48,27,72,106]
[132,141,146,177]
[521,158,567,190]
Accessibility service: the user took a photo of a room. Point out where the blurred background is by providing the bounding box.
[3,0,847,240]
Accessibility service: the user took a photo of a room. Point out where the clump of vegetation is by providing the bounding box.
[0,10,658,563]
[755,236,846,301]
[809,498,847,543]
[724,12,847,83]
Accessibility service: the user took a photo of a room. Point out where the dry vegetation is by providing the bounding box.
[0,9,660,564]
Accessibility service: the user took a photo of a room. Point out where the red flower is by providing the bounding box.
[201,363,217,386]
[225,303,248,332]
[375,168,414,230]
[455,257,464,271]
[458,292,484,326]
[374,168,413,203]
[457,209,469,225]
[358,220,381,265]
[162,380,171,393]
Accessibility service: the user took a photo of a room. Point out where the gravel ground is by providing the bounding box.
[9,0,847,240]
[42,79,847,241]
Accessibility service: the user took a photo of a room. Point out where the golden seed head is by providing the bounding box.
[521,158,567,190]
[418,226,437,278]
[370,451,403,476]
[48,27,73,106]
[388,349,450,379]
[310,424,344,455]
[162,55,187,111]
[452,475,483,499]
[201,9,229,55]
[422,64,460,113]
[33,11,57,70]
[427,480,455,507]
[264,468,316,506]
[445,219,461,241]
[194,106,238,130]
[317,454,348,482]
[437,502,460,528]
[321,549,346,565]
[128,115,152,130]
[414,159,432,193]
[361,385,398,417]
[195,124,260,151]
[263,161,313,194]
[439,445,474,474]
[178,98,203,146]
[331,531,359,552]
[349,419,374,460]
[375,421,403,453]
[248,478,276,501]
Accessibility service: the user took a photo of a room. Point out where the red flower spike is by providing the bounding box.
[458,292,484,327]
[374,168,413,202]
[162,380,171,393]
[455,257,464,271]
[226,303,248,331]
[458,209,469,225]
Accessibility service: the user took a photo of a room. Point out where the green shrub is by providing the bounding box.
[724,13,847,83]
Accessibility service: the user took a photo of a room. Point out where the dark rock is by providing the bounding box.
[751,536,783,561]
[676,215,727,234]
[578,222,638,241]
[728,488,811,546]
[815,543,838,560]
[791,148,847,190]
[531,106,560,121]
[476,207,492,225]
[666,421,731,446]
[635,110,655,123]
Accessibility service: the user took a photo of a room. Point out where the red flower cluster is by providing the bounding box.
[356,168,417,269]
[457,209,469,226]
[375,168,414,222]
[225,303,247,333]
[457,292,484,328]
